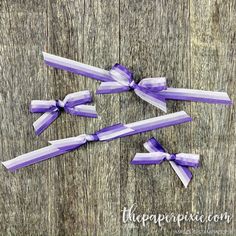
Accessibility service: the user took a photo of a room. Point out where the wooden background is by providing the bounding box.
[0,0,235,235]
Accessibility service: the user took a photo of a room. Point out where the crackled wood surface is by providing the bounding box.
[0,0,235,235]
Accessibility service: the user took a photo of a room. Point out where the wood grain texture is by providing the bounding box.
[0,0,235,235]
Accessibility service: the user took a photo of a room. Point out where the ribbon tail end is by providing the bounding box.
[33,111,59,136]
[33,122,48,136]
[2,161,17,172]
[34,124,44,136]
[151,99,167,112]
[2,161,12,172]
[42,52,49,64]
[170,162,193,188]
[134,89,167,112]
[183,179,191,188]
[159,104,167,113]
[130,159,137,165]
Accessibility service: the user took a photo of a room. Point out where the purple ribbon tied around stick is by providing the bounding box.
[2,111,192,172]
[43,52,232,112]
[131,138,200,187]
[30,90,98,135]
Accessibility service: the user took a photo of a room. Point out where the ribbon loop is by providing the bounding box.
[30,91,98,135]
[109,64,133,85]
[30,100,57,113]
[137,77,167,92]
[131,138,200,188]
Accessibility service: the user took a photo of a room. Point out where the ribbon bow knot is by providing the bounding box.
[83,134,99,142]
[55,99,65,110]
[42,52,232,111]
[97,63,168,111]
[30,91,98,135]
[48,133,99,151]
[164,153,176,161]
[2,111,192,172]
[129,80,138,90]
[131,137,200,187]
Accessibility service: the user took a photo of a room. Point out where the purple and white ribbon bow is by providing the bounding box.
[2,111,192,171]
[43,52,232,112]
[30,91,98,135]
[131,138,200,187]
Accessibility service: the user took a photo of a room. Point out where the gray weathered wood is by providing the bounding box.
[0,0,235,235]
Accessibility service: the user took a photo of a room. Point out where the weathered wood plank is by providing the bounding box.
[119,1,192,235]
[0,0,235,235]
[190,0,236,234]
[45,1,87,235]
[0,0,50,235]
[83,0,120,235]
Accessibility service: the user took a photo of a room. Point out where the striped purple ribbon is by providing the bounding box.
[131,138,200,187]
[43,52,232,112]
[30,91,98,135]
[2,111,192,172]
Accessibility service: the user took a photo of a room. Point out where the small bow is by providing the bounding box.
[131,137,200,187]
[97,64,168,112]
[30,91,98,135]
